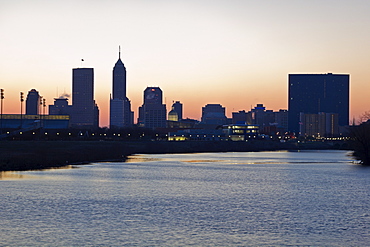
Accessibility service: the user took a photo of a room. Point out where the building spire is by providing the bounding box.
[119,45,121,59]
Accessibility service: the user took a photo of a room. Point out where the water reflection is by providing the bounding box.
[125,155,164,163]
[0,171,31,180]
[127,150,355,166]
[1,151,369,246]
[0,165,75,180]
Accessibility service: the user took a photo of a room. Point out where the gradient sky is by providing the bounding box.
[1,0,370,127]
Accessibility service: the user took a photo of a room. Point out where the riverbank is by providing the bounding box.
[0,141,128,171]
[0,140,348,171]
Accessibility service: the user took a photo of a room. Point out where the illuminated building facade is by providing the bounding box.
[168,107,179,122]
[222,124,259,141]
[0,114,69,129]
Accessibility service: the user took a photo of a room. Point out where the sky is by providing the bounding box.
[1,0,370,127]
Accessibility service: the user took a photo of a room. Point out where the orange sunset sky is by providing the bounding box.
[1,0,370,127]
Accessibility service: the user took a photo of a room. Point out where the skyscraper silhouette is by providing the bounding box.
[138,87,167,128]
[288,73,349,134]
[113,47,126,100]
[110,47,133,128]
[71,68,99,128]
[25,89,40,115]
[172,101,183,120]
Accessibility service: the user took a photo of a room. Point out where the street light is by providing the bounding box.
[42,98,46,130]
[1,89,4,134]
[43,98,46,115]
[39,96,43,130]
[20,92,24,128]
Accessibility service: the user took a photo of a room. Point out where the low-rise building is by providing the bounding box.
[0,114,70,130]
[222,123,259,141]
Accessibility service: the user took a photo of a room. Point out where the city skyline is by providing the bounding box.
[1,0,370,127]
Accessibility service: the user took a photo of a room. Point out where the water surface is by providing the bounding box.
[1,150,369,246]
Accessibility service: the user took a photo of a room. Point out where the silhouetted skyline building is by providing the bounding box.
[274,109,288,132]
[201,104,228,125]
[288,73,349,134]
[113,48,126,100]
[25,89,40,115]
[172,101,183,120]
[49,97,72,116]
[110,47,133,128]
[232,110,252,124]
[231,106,288,135]
[138,87,167,128]
[70,68,99,128]
[251,104,275,128]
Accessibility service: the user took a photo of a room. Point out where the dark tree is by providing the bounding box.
[349,122,370,165]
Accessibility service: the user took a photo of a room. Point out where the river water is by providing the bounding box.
[1,150,370,246]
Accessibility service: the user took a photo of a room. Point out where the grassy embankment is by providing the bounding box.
[0,141,129,171]
[0,140,344,171]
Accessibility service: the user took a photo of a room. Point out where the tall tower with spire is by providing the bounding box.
[113,46,126,99]
[110,46,133,128]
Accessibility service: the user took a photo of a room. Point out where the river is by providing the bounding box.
[1,150,370,246]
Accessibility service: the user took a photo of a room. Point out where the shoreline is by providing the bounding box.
[0,140,350,172]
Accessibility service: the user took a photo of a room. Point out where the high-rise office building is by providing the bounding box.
[26,89,40,115]
[110,47,133,128]
[71,68,99,128]
[138,87,167,128]
[288,73,349,133]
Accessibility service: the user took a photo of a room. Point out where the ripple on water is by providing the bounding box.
[0,150,369,246]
